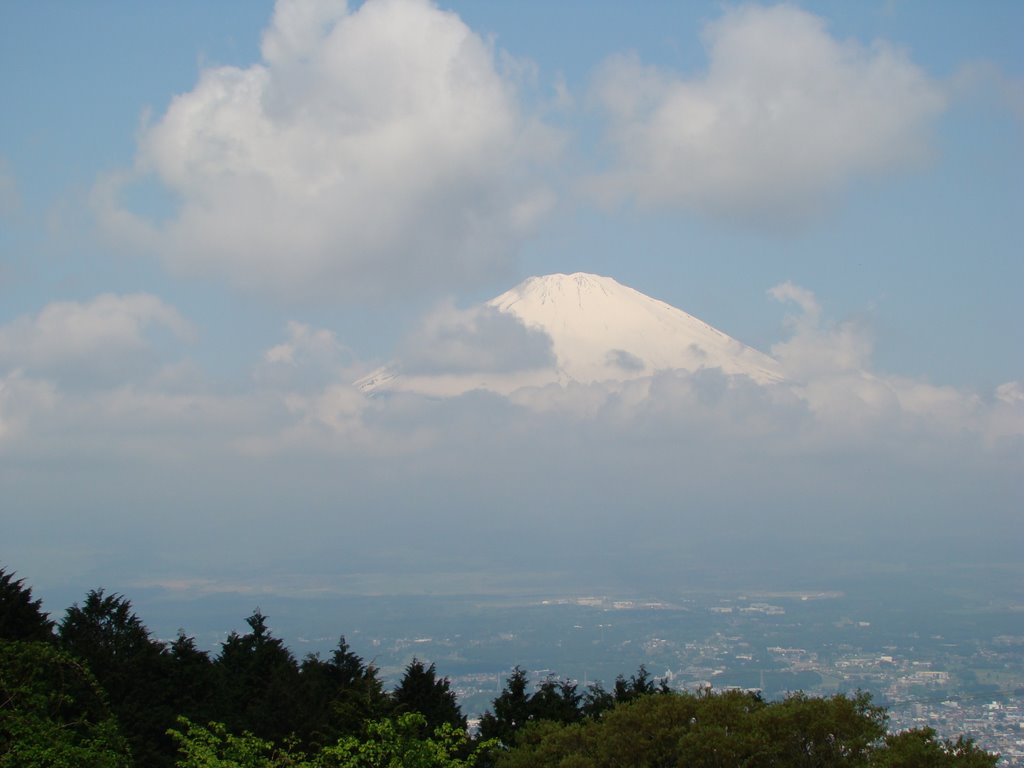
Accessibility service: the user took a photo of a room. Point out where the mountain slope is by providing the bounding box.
[357,273,782,396]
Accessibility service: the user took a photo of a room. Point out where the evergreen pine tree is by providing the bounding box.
[58,589,177,767]
[0,568,54,642]
[392,658,465,732]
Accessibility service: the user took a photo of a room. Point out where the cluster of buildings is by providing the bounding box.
[338,592,1024,764]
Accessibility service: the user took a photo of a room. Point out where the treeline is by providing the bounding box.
[0,568,1000,767]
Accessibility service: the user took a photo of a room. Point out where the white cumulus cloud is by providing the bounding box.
[589,4,946,223]
[96,0,560,302]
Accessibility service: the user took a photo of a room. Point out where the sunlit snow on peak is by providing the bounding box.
[357,273,783,396]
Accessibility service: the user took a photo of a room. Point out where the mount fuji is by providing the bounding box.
[357,273,782,396]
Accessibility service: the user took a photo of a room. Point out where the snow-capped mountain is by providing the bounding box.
[357,273,782,396]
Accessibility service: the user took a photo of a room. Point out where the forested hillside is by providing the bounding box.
[0,568,999,767]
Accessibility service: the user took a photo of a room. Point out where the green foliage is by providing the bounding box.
[0,569,54,642]
[755,689,887,766]
[168,714,497,768]
[493,688,995,768]
[0,639,132,767]
[320,713,496,768]
[168,718,296,768]
[871,728,999,767]
[674,688,769,767]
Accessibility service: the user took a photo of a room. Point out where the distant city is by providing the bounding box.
[141,583,1024,766]
[462,596,1023,765]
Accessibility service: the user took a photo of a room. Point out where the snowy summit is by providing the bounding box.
[357,273,782,397]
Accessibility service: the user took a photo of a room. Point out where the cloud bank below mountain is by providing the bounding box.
[1,276,1019,591]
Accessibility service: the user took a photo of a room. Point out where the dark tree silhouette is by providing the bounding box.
[168,630,218,725]
[392,658,465,732]
[0,568,54,642]
[58,589,177,767]
[296,636,389,749]
[483,664,666,745]
[479,667,532,744]
[214,609,302,743]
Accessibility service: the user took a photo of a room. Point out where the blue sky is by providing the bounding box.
[1,0,1021,599]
